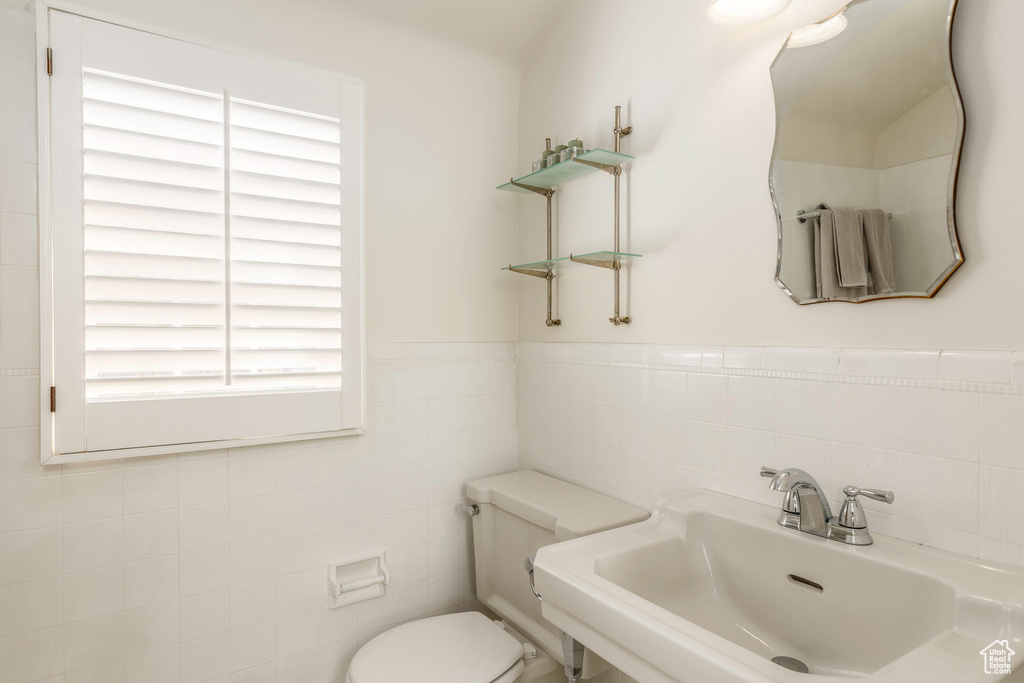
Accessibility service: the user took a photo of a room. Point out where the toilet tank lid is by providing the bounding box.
[466,471,648,541]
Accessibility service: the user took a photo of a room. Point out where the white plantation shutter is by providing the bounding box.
[228,99,344,393]
[83,70,228,399]
[46,10,363,458]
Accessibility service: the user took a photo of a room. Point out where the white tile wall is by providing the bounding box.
[518,343,1024,568]
[0,341,515,683]
[0,6,37,375]
[881,154,955,292]
[0,7,516,681]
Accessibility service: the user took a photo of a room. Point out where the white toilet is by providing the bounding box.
[345,470,648,683]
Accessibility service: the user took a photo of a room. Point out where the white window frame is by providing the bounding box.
[37,0,366,465]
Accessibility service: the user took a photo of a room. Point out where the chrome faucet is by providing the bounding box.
[760,467,833,536]
[759,466,894,546]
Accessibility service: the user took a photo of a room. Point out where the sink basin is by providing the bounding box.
[534,490,1024,683]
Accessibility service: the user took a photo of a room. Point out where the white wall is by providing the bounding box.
[0,2,522,681]
[64,0,522,344]
[516,0,1024,349]
[876,85,958,169]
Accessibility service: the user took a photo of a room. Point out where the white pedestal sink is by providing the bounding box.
[533,490,1024,682]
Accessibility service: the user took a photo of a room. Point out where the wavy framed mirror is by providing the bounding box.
[769,0,964,304]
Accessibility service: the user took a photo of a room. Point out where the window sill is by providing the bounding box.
[41,426,366,466]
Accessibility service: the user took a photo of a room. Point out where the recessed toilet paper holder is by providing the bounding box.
[328,550,390,609]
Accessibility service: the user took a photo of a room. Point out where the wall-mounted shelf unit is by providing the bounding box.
[497,149,634,194]
[499,106,638,326]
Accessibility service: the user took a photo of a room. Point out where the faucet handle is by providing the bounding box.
[760,467,801,515]
[837,485,894,530]
[843,485,894,504]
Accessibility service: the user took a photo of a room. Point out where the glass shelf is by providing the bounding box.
[501,257,566,275]
[502,252,641,275]
[570,251,642,264]
[497,149,635,194]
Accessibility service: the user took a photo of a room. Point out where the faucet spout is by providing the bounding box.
[766,468,833,537]
[760,465,893,546]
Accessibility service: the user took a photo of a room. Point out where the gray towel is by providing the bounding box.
[814,204,868,300]
[862,209,895,294]
[828,205,868,287]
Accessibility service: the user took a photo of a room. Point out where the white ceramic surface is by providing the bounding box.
[534,490,1024,682]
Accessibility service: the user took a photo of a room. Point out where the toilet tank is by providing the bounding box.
[466,470,648,674]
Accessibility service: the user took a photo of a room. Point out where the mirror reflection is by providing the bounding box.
[770,0,963,304]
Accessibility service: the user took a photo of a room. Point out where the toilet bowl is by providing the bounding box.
[345,612,526,683]
[344,470,648,683]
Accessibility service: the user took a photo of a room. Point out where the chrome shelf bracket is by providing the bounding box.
[609,105,631,325]
[506,179,561,326]
[562,106,634,326]
[571,157,621,175]
[509,178,555,197]
[506,265,552,279]
[569,254,619,270]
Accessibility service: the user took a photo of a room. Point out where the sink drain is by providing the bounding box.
[771,656,809,673]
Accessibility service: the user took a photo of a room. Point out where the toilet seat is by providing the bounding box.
[346,612,526,683]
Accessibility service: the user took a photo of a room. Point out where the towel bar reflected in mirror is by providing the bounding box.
[796,209,893,224]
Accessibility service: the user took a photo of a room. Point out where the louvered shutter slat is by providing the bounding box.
[81,68,346,401]
[83,69,226,400]
[229,99,343,391]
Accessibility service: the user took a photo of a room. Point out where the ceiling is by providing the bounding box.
[332,0,567,66]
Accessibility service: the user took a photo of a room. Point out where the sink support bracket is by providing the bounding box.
[559,630,584,683]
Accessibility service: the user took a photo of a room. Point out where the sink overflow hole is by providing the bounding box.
[787,574,824,593]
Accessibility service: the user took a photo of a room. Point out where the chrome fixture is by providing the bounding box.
[524,554,542,601]
[459,502,479,516]
[507,177,561,327]
[560,630,585,683]
[506,141,561,327]
[571,105,633,325]
[832,485,894,546]
[760,466,833,537]
[760,466,894,546]
[501,108,636,327]
[796,209,892,223]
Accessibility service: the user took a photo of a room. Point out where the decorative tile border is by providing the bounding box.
[517,344,1024,396]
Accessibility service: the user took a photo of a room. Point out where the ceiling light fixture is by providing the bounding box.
[786,12,849,48]
[706,0,791,27]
